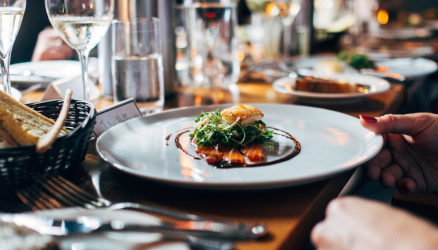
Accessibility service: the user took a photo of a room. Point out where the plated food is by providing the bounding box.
[293,76,358,94]
[0,90,68,147]
[336,51,376,70]
[181,104,300,168]
[273,72,390,105]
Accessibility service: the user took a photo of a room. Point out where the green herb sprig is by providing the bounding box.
[190,109,273,147]
[337,51,375,70]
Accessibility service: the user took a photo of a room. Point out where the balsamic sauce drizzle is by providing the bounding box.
[174,130,201,160]
[169,126,301,168]
[165,134,172,146]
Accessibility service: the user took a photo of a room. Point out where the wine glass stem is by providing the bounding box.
[282,24,292,61]
[77,49,90,102]
[0,50,12,96]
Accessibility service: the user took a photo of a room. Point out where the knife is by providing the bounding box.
[0,213,266,240]
[0,214,235,250]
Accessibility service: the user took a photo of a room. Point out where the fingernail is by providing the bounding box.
[360,115,378,123]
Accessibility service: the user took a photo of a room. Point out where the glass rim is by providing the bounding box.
[112,17,159,25]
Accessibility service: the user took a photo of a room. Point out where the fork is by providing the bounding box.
[18,175,214,220]
[15,179,236,250]
[16,175,267,240]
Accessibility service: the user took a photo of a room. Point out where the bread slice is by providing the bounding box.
[0,121,18,147]
[0,90,69,146]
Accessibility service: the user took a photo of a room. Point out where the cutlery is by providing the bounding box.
[1,213,234,250]
[0,213,248,240]
[20,83,42,96]
[16,175,267,240]
[10,70,57,80]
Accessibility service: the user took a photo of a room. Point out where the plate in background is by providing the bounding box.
[376,58,438,79]
[9,59,98,89]
[97,104,383,190]
[293,56,438,79]
[273,73,390,105]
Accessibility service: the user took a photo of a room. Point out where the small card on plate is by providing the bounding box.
[93,98,142,137]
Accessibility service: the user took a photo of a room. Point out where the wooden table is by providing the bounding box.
[11,82,404,250]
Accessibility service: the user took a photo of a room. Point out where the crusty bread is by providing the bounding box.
[0,121,18,147]
[0,90,69,146]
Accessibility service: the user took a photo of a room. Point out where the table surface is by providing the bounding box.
[12,81,405,250]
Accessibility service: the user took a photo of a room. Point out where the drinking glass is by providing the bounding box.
[183,0,240,88]
[0,0,26,96]
[245,0,274,62]
[112,18,164,115]
[45,0,114,101]
[274,0,301,61]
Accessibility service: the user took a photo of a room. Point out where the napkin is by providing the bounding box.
[41,76,100,102]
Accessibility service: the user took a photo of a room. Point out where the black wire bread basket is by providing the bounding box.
[0,99,96,193]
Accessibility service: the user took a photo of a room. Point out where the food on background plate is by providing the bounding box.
[0,90,68,147]
[293,77,357,94]
[312,52,376,74]
[312,60,344,74]
[337,51,376,70]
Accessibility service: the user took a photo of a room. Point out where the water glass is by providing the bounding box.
[112,18,164,114]
[182,0,240,88]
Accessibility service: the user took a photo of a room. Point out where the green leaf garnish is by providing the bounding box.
[190,109,273,147]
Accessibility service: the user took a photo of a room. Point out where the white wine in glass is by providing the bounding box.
[45,0,114,101]
[0,2,26,96]
[245,0,272,14]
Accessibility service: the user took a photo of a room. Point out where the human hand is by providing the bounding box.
[360,113,438,194]
[311,197,438,250]
[31,27,73,61]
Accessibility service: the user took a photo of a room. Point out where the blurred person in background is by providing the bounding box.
[311,113,438,250]
[12,0,88,63]
[31,27,73,61]
[12,0,72,63]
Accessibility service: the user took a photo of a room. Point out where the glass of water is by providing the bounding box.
[112,18,164,115]
[183,0,240,88]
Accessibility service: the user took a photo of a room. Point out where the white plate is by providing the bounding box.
[96,104,383,190]
[273,74,390,105]
[294,56,438,79]
[9,59,98,88]
[376,58,438,79]
[0,86,22,101]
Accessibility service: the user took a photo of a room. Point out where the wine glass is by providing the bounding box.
[274,0,301,61]
[0,0,26,96]
[45,0,114,101]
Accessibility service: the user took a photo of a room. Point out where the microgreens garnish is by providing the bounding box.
[190,109,273,147]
